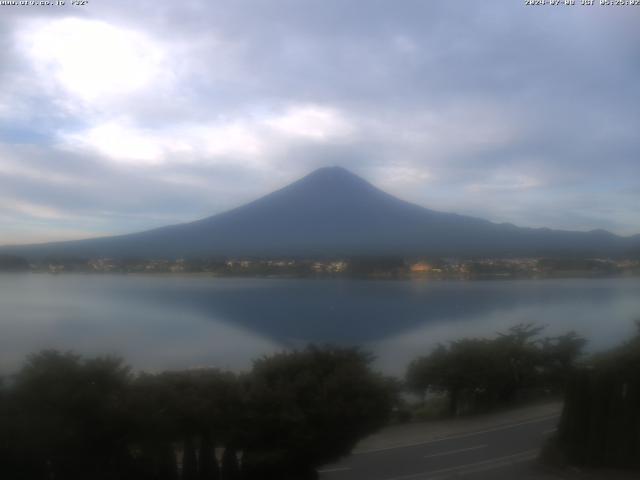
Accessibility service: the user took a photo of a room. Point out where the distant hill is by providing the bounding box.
[3,166,639,259]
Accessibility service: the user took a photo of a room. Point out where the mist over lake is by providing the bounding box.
[1,274,638,376]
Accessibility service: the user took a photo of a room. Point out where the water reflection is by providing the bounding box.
[0,274,638,375]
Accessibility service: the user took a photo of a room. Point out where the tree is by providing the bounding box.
[0,254,29,271]
[552,323,640,469]
[2,346,394,479]
[540,331,587,392]
[242,346,394,479]
[220,446,241,480]
[198,432,219,480]
[9,350,132,480]
[406,324,585,416]
[407,338,502,415]
[128,368,241,480]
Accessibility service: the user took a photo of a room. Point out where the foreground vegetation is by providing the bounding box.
[0,347,394,480]
[406,323,640,472]
[406,324,586,417]
[2,323,638,478]
[547,325,640,470]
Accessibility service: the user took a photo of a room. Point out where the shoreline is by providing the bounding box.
[2,270,639,282]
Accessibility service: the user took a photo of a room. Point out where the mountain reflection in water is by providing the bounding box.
[1,274,638,375]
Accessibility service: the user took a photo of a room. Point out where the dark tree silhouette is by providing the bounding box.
[0,254,29,271]
[552,323,640,470]
[241,346,394,479]
[221,446,241,480]
[1,346,393,479]
[198,432,219,480]
[407,324,585,416]
[183,437,198,480]
[8,351,132,479]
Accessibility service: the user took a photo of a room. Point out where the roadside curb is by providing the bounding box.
[354,402,563,455]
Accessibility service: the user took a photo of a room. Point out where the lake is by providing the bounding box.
[1,274,638,376]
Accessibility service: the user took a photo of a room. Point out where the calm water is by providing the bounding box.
[1,274,639,376]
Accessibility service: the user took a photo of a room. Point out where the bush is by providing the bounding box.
[552,326,640,470]
[406,324,585,417]
[0,346,394,480]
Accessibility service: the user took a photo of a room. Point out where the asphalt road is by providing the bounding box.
[318,414,560,480]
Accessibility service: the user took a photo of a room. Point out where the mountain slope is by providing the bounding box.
[3,167,638,259]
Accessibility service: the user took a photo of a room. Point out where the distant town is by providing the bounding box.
[1,254,639,278]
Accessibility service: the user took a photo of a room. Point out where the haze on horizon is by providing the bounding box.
[0,1,638,245]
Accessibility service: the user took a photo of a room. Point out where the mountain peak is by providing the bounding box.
[291,166,376,193]
[247,166,386,213]
[2,166,636,259]
[301,166,364,182]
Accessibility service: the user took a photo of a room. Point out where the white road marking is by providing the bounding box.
[542,428,557,435]
[318,467,352,473]
[381,449,539,480]
[355,414,559,455]
[423,444,487,459]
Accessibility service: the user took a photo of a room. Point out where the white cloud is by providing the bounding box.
[374,165,432,188]
[265,105,352,140]
[18,17,167,108]
[59,118,264,167]
[195,122,265,158]
[61,120,169,166]
[59,104,352,167]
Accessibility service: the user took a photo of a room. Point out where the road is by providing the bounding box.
[318,413,560,480]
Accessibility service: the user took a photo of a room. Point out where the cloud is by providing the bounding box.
[58,104,353,168]
[60,120,169,166]
[0,196,66,221]
[265,105,352,140]
[17,17,168,109]
[466,173,542,193]
[0,0,638,243]
[0,157,82,186]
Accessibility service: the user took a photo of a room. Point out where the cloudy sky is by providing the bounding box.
[0,0,638,245]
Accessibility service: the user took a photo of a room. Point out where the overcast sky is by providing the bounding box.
[0,0,638,245]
